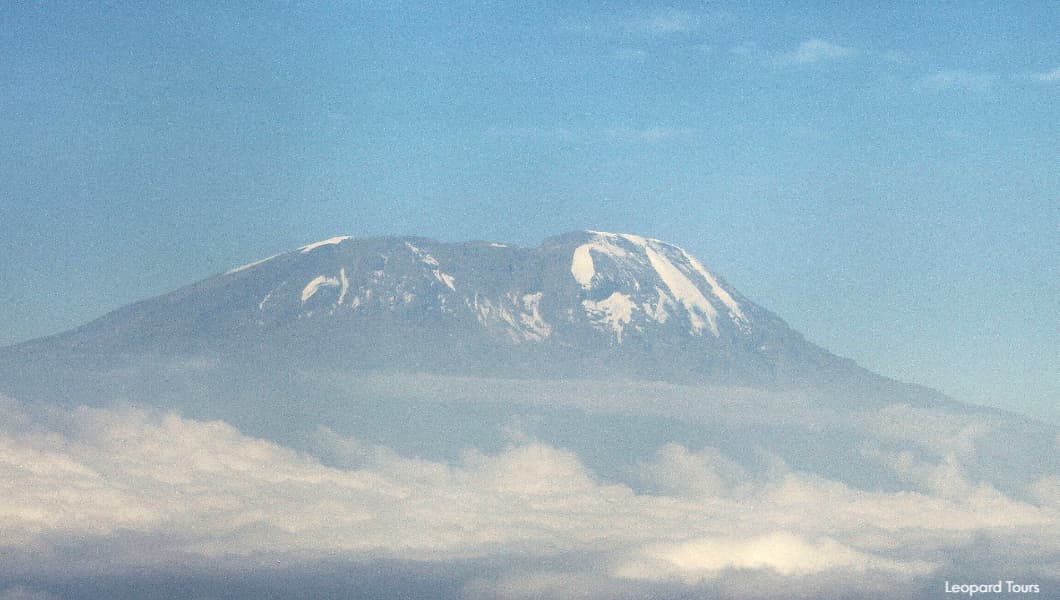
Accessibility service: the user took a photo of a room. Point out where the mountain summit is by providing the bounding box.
[5,231,906,396]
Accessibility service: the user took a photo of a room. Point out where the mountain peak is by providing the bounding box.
[7,232,859,389]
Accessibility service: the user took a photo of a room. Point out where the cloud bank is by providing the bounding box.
[0,398,1057,599]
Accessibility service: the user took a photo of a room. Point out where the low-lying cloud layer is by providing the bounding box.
[1,396,1057,599]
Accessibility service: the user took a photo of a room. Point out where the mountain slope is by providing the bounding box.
[3,231,912,396]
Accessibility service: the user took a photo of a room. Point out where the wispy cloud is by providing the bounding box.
[920,69,996,92]
[882,49,914,65]
[605,126,694,143]
[612,48,648,62]
[560,9,703,40]
[775,38,857,66]
[920,69,992,93]
[1032,67,1060,82]
[638,9,700,35]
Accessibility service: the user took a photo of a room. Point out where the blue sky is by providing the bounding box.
[1,2,1057,421]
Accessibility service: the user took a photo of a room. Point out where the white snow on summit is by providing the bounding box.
[682,250,746,323]
[571,234,631,289]
[642,244,719,336]
[570,231,747,337]
[226,253,282,275]
[300,236,351,253]
[232,231,747,344]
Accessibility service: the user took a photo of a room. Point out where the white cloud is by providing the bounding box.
[1,400,1058,598]
[613,532,934,583]
[921,70,996,92]
[1032,67,1060,82]
[775,39,856,66]
[636,443,753,498]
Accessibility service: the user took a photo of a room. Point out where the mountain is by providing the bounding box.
[1,231,933,401]
[1,231,1057,600]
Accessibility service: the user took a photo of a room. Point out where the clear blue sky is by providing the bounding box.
[1,2,1057,421]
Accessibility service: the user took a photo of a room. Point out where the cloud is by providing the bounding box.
[1032,67,1060,82]
[559,9,701,41]
[882,49,914,65]
[920,70,996,92]
[861,404,992,458]
[604,126,694,143]
[613,532,934,583]
[612,48,648,62]
[775,39,857,66]
[635,443,754,498]
[1,399,1058,599]
[638,10,700,35]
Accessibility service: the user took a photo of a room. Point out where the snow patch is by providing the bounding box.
[300,236,351,253]
[474,294,551,342]
[258,290,274,312]
[681,250,747,323]
[583,292,637,342]
[571,245,596,288]
[643,246,719,336]
[433,270,457,290]
[643,287,672,324]
[475,297,520,338]
[617,232,653,247]
[519,292,552,340]
[571,234,631,289]
[337,268,350,305]
[227,253,281,275]
[301,275,340,303]
[588,232,725,336]
[405,242,440,266]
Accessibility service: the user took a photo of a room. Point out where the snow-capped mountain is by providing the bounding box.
[3,231,1057,600]
[2,231,890,392]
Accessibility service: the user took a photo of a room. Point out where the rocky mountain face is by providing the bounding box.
[3,231,894,393]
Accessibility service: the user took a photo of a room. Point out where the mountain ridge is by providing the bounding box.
[0,231,949,408]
